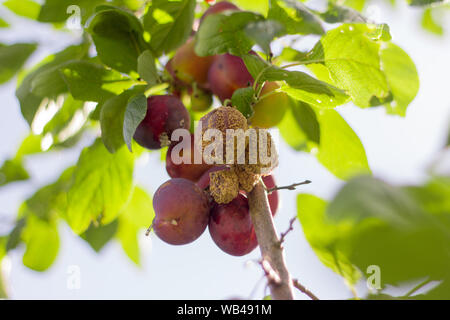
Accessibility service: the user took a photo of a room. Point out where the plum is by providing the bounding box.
[153,178,211,245]
[200,1,239,24]
[166,38,215,88]
[251,82,289,128]
[196,165,227,189]
[208,54,254,102]
[134,95,190,150]
[166,134,212,181]
[209,193,258,256]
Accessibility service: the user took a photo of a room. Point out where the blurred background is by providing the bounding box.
[0,0,449,299]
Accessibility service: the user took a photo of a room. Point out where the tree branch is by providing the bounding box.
[292,279,319,300]
[266,180,311,194]
[248,181,295,300]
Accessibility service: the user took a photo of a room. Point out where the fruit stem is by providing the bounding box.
[248,182,295,300]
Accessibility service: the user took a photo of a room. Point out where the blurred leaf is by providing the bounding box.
[314,109,371,179]
[306,24,391,108]
[244,20,284,55]
[100,86,146,153]
[137,50,158,86]
[60,60,136,102]
[3,0,40,20]
[232,0,269,15]
[297,194,362,284]
[337,0,366,11]
[0,160,29,187]
[66,140,134,234]
[421,8,444,36]
[143,0,196,56]
[381,43,419,116]
[0,43,37,84]
[231,87,256,119]
[117,186,154,265]
[123,93,147,152]
[87,7,148,73]
[320,2,367,23]
[17,43,89,126]
[0,17,10,28]
[408,0,445,6]
[5,218,26,251]
[112,0,145,11]
[195,11,263,57]
[81,220,119,252]
[22,215,59,271]
[267,0,324,35]
[243,54,350,108]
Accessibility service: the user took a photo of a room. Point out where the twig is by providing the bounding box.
[403,278,432,298]
[266,180,311,194]
[145,221,154,236]
[279,216,297,246]
[292,279,320,300]
[248,182,295,300]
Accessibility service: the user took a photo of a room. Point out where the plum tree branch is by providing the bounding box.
[248,182,295,300]
[292,279,319,300]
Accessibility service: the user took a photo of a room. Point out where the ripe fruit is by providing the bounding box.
[134,95,190,150]
[251,82,290,128]
[208,54,254,102]
[153,178,210,245]
[165,38,215,88]
[166,134,212,182]
[262,175,279,217]
[209,194,258,256]
[200,1,239,24]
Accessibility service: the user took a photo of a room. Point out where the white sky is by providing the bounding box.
[0,1,449,299]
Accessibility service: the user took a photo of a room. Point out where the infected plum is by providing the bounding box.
[196,165,227,189]
[208,54,254,102]
[208,194,258,256]
[166,134,212,182]
[251,82,289,128]
[134,95,190,150]
[166,38,215,88]
[153,178,211,245]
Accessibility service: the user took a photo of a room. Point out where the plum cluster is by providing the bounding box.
[133,2,283,256]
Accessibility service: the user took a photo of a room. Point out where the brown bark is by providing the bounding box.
[248,181,295,300]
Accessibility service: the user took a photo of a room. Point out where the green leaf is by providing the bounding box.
[0,43,37,84]
[0,17,10,28]
[244,20,284,55]
[278,106,309,151]
[320,2,367,23]
[3,0,40,19]
[87,7,147,73]
[38,0,103,24]
[123,93,147,152]
[100,86,146,153]
[231,87,256,119]
[380,43,419,116]
[314,109,371,179]
[267,0,324,35]
[137,50,158,86]
[16,43,89,126]
[6,218,26,252]
[297,194,361,284]
[291,100,320,145]
[242,54,350,108]
[195,11,263,57]
[60,60,136,102]
[66,139,134,234]
[81,220,119,252]
[408,0,445,6]
[421,8,444,35]
[117,187,154,265]
[0,159,29,187]
[22,215,59,272]
[306,24,391,108]
[143,0,196,56]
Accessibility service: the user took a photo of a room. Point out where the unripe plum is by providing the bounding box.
[208,54,254,102]
[190,88,213,112]
[251,82,289,128]
[200,1,239,24]
[153,178,211,245]
[209,194,258,256]
[166,38,215,88]
[134,95,190,150]
[166,134,212,181]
